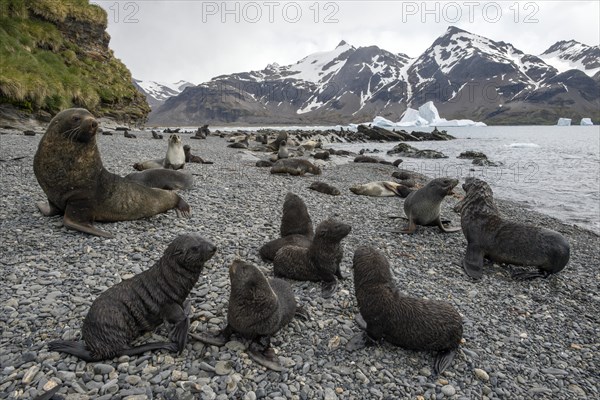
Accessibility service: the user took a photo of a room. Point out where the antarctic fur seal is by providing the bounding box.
[125,169,194,190]
[277,140,289,159]
[270,158,321,176]
[164,134,185,170]
[395,177,460,234]
[309,181,341,196]
[350,181,411,197]
[152,130,163,139]
[48,234,217,361]
[227,136,249,149]
[348,246,463,374]
[190,259,305,371]
[33,108,191,238]
[273,218,351,298]
[183,145,213,164]
[455,177,570,280]
[259,192,314,261]
[133,159,163,171]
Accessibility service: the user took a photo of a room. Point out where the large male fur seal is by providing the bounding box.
[48,234,217,361]
[455,177,570,280]
[273,219,351,298]
[350,181,412,197]
[259,192,314,261]
[164,134,185,170]
[395,177,460,233]
[348,246,463,374]
[33,108,191,238]
[190,260,305,371]
[270,158,321,176]
[125,169,194,190]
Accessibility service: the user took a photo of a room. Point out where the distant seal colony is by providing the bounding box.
[33,108,191,238]
[48,234,217,361]
[455,177,570,280]
[348,246,463,374]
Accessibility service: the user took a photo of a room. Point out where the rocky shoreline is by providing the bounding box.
[0,131,598,400]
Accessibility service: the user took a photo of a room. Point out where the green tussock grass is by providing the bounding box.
[0,0,149,120]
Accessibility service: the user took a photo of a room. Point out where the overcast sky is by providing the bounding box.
[91,1,600,84]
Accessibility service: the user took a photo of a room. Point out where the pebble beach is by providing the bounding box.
[0,131,598,400]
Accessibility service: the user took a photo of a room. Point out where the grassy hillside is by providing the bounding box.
[0,0,149,122]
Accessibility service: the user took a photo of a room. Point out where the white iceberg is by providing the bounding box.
[369,101,486,128]
[580,118,593,126]
[557,118,571,126]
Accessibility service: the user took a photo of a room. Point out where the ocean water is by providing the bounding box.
[326,126,600,234]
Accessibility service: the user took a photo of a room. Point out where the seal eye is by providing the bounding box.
[72,116,81,123]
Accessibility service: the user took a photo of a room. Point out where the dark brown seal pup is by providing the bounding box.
[33,108,191,238]
[152,130,163,139]
[190,259,305,371]
[394,177,460,234]
[348,246,463,374]
[273,218,351,298]
[125,169,194,190]
[48,234,217,361]
[259,192,313,261]
[309,181,340,196]
[455,177,570,281]
[270,158,321,176]
[227,136,249,149]
[183,145,213,164]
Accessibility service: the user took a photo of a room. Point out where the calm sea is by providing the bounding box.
[327,125,600,234]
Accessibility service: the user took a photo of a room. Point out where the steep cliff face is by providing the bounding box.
[0,0,149,123]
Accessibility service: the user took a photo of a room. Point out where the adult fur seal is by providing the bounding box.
[273,218,351,298]
[259,192,313,261]
[277,140,289,159]
[125,169,194,190]
[48,234,217,361]
[270,159,321,176]
[309,181,340,196]
[455,177,570,280]
[395,177,460,234]
[347,246,463,374]
[350,181,411,197]
[165,134,185,170]
[190,259,306,371]
[33,108,191,238]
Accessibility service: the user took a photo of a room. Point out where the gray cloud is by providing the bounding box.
[92,1,600,83]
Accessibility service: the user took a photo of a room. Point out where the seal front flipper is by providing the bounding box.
[321,279,338,298]
[36,200,61,216]
[463,243,484,280]
[433,348,457,375]
[174,196,191,218]
[120,341,179,357]
[189,324,232,347]
[511,268,551,281]
[163,301,190,352]
[389,217,416,234]
[295,305,310,321]
[248,339,284,372]
[63,202,114,238]
[346,332,368,351]
[48,340,98,362]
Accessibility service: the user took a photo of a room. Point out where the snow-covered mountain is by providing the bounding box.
[539,40,600,77]
[149,27,599,125]
[132,79,195,109]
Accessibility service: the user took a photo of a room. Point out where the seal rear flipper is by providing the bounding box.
[294,305,310,321]
[511,268,551,281]
[174,196,191,218]
[47,340,99,362]
[248,344,284,372]
[433,348,457,375]
[32,383,63,400]
[321,279,338,299]
[463,243,484,280]
[36,200,61,216]
[437,218,461,233]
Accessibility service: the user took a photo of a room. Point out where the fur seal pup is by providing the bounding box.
[350,181,411,197]
[270,158,321,176]
[268,131,288,151]
[34,109,191,238]
[348,246,463,374]
[455,177,570,280]
[309,181,340,196]
[164,134,185,170]
[313,151,330,160]
[190,259,305,371]
[259,192,314,261]
[227,136,249,149]
[124,130,136,138]
[277,140,289,159]
[125,169,194,190]
[133,159,163,171]
[183,145,213,164]
[395,177,460,234]
[273,219,351,298]
[48,234,217,361]
[152,130,163,139]
[256,160,274,167]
